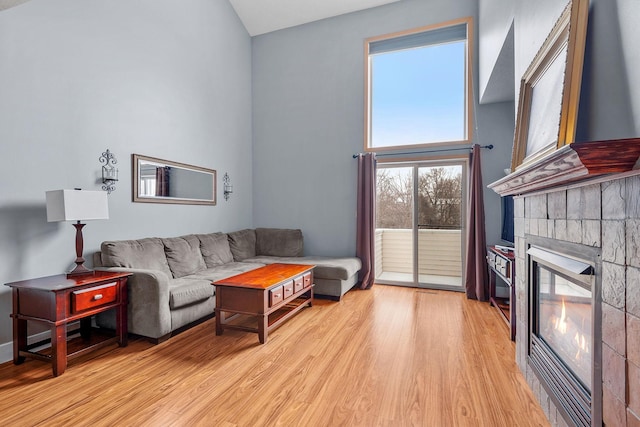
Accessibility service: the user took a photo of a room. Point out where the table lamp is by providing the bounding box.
[46,189,109,276]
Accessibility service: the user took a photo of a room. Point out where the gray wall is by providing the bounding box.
[252,0,514,256]
[485,0,640,140]
[0,0,252,351]
[478,0,514,103]
[575,0,640,140]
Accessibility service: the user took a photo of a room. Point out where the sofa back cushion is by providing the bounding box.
[197,233,234,267]
[255,228,303,257]
[100,237,173,277]
[162,235,207,278]
[227,229,256,261]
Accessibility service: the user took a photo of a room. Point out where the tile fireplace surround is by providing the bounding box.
[489,139,640,427]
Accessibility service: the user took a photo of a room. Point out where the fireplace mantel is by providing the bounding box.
[488,137,640,196]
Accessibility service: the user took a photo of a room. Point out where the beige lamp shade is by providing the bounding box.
[46,189,109,222]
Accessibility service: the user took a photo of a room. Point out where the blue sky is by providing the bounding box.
[370,41,466,147]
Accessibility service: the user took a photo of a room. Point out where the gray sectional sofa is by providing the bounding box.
[93,228,361,343]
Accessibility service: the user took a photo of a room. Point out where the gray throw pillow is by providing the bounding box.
[197,233,234,267]
[255,228,303,257]
[227,229,256,261]
[162,235,206,278]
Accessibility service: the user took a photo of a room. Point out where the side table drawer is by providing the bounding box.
[269,286,283,307]
[72,282,118,313]
[293,277,304,292]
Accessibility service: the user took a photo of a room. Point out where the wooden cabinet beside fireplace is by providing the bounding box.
[487,246,516,340]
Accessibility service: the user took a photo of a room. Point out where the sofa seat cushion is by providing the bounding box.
[168,278,215,309]
[185,262,266,282]
[197,233,234,267]
[255,228,303,257]
[163,235,207,278]
[100,238,173,278]
[244,256,361,281]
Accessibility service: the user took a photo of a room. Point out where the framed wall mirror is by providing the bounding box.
[511,0,589,171]
[133,154,216,205]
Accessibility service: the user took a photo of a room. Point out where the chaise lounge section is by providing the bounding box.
[94,228,361,342]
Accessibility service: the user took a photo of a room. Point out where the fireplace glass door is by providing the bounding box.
[528,244,598,427]
[536,264,592,390]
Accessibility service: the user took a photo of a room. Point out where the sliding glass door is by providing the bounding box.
[416,163,465,288]
[375,159,466,291]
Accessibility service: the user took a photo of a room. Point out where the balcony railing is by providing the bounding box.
[375,228,463,285]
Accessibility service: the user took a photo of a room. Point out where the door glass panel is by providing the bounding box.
[375,162,465,290]
[417,165,463,288]
[375,167,414,284]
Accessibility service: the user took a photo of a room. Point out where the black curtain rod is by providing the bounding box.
[352,144,493,158]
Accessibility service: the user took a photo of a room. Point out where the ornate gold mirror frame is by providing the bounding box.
[511,0,589,171]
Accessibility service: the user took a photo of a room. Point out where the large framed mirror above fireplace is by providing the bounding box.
[526,236,602,427]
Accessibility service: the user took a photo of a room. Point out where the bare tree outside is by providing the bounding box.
[376,167,412,229]
[376,166,462,230]
[417,166,462,229]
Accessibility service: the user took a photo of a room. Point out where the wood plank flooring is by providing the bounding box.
[0,285,549,426]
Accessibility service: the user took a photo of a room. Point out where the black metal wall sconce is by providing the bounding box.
[100,149,118,194]
[223,172,233,201]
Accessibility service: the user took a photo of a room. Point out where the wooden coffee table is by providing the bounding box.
[213,263,314,343]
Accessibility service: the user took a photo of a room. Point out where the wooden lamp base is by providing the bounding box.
[67,222,93,277]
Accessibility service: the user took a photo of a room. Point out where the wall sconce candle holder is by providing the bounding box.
[100,149,118,194]
[223,172,233,201]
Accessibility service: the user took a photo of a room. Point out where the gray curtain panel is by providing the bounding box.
[464,144,489,300]
[356,153,376,290]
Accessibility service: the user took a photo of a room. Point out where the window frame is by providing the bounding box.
[364,17,473,152]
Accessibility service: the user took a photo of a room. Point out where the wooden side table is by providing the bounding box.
[5,271,131,377]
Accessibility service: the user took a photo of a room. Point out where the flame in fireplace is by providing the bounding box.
[554,299,568,334]
[574,332,589,359]
[551,298,590,361]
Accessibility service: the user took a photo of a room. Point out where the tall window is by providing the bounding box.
[365,19,472,150]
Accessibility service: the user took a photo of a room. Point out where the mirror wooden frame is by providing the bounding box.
[132,154,217,205]
[511,0,589,171]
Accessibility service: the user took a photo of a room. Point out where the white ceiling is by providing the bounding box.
[229,0,402,36]
[0,0,31,11]
[0,1,402,35]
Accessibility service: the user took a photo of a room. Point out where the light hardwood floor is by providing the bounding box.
[0,285,549,426]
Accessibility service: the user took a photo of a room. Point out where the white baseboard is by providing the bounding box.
[0,330,52,364]
[0,340,14,364]
[0,321,82,365]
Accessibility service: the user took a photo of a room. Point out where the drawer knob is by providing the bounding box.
[93,294,103,301]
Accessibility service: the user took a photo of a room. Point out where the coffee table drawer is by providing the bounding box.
[293,276,304,292]
[283,281,294,298]
[303,272,312,288]
[270,286,283,306]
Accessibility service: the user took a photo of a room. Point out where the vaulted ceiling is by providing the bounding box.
[1,0,403,37]
[228,0,402,36]
[0,0,31,11]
